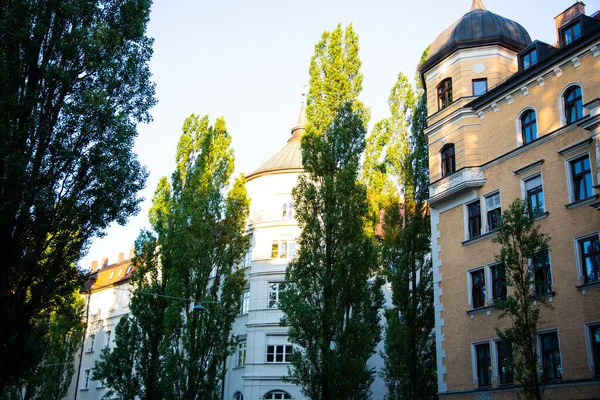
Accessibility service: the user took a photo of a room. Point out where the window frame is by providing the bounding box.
[271,239,296,259]
[520,109,538,145]
[241,288,250,314]
[104,330,111,349]
[237,341,247,367]
[538,330,562,381]
[522,173,545,216]
[494,339,514,385]
[483,190,501,233]
[521,48,538,70]
[532,250,553,296]
[437,78,453,110]
[568,153,594,203]
[561,20,582,46]
[575,233,600,285]
[468,267,486,309]
[466,200,482,240]
[266,344,293,364]
[234,392,244,400]
[82,369,91,390]
[264,391,292,400]
[561,84,584,125]
[472,78,488,96]
[268,282,285,309]
[585,322,600,376]
[282,202,294,220]
[489,263,507,302]
[86,334,95,353]
[440,143,456,178]
[472,341,492,387]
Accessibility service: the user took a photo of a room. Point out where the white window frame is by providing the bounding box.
[86,334,95,353]
[558,82,584,126]
[521,172,545,215]
[241,289,250,314]
[574,231,600,285]
[234,392,244,400]
[265,344,292,364]
[104,330,111,349]
[467,266,486,309]
[481,189,501,234]
[584,321,600,374]
[471,340,491,386]
[271,239,296,259]
[515,106,538,147]
[282,202,294,220]
[237,341,247,367]
[82,369,91,390]
[537,329,563,380]
[268,283,285,309]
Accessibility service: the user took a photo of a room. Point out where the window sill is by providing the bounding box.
[462,230,498,246]
[466,305,495,316]
[233,365,246,370]
[80,388,89,391]
[533,211,549,221]
[576,281,600,293]
[533,291,555,304]
[565,194,599,209]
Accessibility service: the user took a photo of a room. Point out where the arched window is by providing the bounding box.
[440,144,455,178]
[437,78,453,110]
[520,110,537,145]
[564,86,583,124]
[234,392,243,400]
[264,391,291,399]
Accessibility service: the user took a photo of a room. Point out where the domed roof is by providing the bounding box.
[246,103,305,181]
[423,0,531,71]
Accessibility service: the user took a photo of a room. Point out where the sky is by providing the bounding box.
[80,0,600,269]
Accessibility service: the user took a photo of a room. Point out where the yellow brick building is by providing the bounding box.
[419,1,600,398]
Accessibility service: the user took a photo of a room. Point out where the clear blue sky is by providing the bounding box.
[80,0,600,269]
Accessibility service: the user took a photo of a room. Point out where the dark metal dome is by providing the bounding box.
[423,0,531,72]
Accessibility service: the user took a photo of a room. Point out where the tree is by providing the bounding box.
[0,0,156,391]
[94,115,250,400]
[4,293,85,400]
[363,49,436,400]
[492,199,551,400]
[279,24,384,400]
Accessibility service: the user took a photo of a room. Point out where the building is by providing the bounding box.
[420,0,600,398]
[67,253,135,400]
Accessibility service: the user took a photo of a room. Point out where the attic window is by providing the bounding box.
[108,271,115,280]
[562,21,582,45]
[126,265,132,275]
[522,49,537,70]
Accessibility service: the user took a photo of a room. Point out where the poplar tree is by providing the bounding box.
[363,49,437,400]
[279,24,383,400]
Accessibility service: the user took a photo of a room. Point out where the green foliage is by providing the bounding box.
[492,199,551,400]
[279,24,383,400]
[0,0,155,390]
[94,115,249,400]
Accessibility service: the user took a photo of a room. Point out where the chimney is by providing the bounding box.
[555,2,586,43]
[129,247,135,260]
[91,260,99,271]
[591,10,600,20]
[101,257,109,268]
[118,252,125,263]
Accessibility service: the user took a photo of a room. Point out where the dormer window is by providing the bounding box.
[440,144,456,178]
[437,78,453,110]
[562,21,582,45]
[522,49,537,70]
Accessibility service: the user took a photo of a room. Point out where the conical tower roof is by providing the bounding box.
[246,103,305,181]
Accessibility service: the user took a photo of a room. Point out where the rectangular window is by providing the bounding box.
[533,251,552,295]
[496,341,514,385]
[82,369,90,390]
[87,334,95,353]
[471,269,486,309]
[563,21,582,45]
[485,192,501,232]
[491,264,507,301]
[282,202,294,220]
[570,155,593,202]
[525,175,545,215]
[266,344,292,363]
[475,343,492,387]
[271,240,296,259]
[104,330,111,349]
[579,235,600,284]
[241,289,250,314]
[468,201,481,239]
[242,247,252,268]
[472,79,488,96]
[540,331,562,380]
[268,283,285,308]
[522,48,538,70]
[237,341,247,367]
[590,325,600,377]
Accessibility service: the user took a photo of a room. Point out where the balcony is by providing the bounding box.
[429,168,486,206]
[249,208,295,225]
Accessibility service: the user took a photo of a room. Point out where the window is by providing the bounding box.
[539,331,562,380]
[590,325,600,377]
[471,269,486,309]
[472,79,487,96]
[237,341,247,367]
[475,343,492,387]
[522,48,538,70]
[87,334,95,353]
[562,21,582,45]
[264,391,291,400]
[241,289,250,314]
[242,247,252,268]
[490,264,507,302]
[437,78,453,110]
[564,86,583,124]
[440,144,455,177]
[125,264,133,275]
[579,235,600,284]
[525,175,544,215]
[234,392,244,400]
[282,202,294,220]
[496,341,514,385]
[520,110,537,145]
[108,271,114,280]
[485,192,501,232]
[533,251,552,295]
[468,201,481,239]
[266,345,292,363]
[271,240,296,259]
[268,283,285,308]
[82,369,90,390]
[570,155,593,202]
[104,331,111,349]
